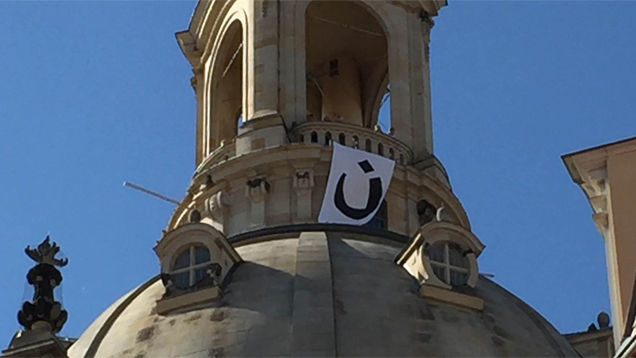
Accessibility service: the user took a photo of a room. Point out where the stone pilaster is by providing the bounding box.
[245,177,270,228]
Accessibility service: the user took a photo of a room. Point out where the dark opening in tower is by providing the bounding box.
[210,20,243,151]
[305,1,390,130]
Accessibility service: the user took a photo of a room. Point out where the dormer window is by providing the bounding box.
[171,245,211,289]
[154,223,243,315]
[395,220,486,311]
[427,242,469,286]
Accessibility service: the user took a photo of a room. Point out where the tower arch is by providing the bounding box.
[207,18,245,154]
[303,0,390,129]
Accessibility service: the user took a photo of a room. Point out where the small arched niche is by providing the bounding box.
[305,1,389,129]
[209,20,244,152]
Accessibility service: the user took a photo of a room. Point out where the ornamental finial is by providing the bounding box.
[17,236,68,333]
[24,235,68,267]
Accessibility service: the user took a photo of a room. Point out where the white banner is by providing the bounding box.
[318,143,395,225]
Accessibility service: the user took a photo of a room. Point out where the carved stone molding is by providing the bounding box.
[293,169,315,220]
[206,190,230,219]
[593,212,609,235]
[245,177,270,202]
[293,169,314,191]
[246,177,269,228]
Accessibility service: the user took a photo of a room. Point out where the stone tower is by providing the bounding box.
[63,1,580,357]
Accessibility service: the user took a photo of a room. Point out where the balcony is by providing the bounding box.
[290,121,412,165]
[195,121,413,177]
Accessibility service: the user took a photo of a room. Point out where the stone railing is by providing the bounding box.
[290,121,412,165]
[195,121,412,175]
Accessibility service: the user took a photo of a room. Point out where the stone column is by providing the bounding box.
[249,0,280,120]
[409,13,434,160]
[191,66,206,165]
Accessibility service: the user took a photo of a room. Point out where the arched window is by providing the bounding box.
[365,139,372,152]
[427,242,469,286]
[236,113,245,132]
[189,210,201,223]
[376,83,391,132]
[311,131,318,143]
[364,200,387,230]
[325,132,332,146]
[377,143,384,156]
[171,245,211,289]
[389,148,395,160]
[352,135,359,149]
[339,133,346,145]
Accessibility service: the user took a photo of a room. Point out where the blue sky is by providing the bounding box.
[2,0,636,346]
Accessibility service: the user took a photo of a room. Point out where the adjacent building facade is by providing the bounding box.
[563,136,636,358]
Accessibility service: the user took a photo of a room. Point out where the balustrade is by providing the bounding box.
[291,121,412,165]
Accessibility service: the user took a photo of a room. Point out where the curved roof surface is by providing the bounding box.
[69,232,577,358]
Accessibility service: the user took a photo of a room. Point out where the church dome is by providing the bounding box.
[68,231,578,358]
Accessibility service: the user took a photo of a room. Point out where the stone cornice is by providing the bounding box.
[562,137,636,235]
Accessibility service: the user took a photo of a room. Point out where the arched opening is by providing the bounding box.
[210,21,244,152]
[305,1,389,128]
[325,132,332,146]
[376,83,391,133]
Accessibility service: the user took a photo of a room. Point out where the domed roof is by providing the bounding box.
[68,232,577,358]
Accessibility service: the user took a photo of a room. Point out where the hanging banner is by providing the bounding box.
[318,143,395,225]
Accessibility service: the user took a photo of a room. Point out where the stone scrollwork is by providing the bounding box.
[206,190,230,219]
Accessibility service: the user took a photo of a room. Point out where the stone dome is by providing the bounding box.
[68,231,578,358]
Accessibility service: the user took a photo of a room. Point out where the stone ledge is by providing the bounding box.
[420,284,484,311]
[156,286,220,315]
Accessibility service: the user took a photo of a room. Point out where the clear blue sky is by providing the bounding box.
[2,0,636,346]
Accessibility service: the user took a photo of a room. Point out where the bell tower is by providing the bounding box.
[170,0,465,239]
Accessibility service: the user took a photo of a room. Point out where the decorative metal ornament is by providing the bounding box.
[17,236,68,333]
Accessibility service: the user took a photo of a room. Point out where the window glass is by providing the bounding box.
[195,246,210,265]
[173,250,190,270]
[428,245,445,263]
[448,245,467,268]
[173,272,190,290]
[427,242,470,287]
[194,267,207,283]
[450,270,468,286]
[363,200,387,230]
[432,265,446,283]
